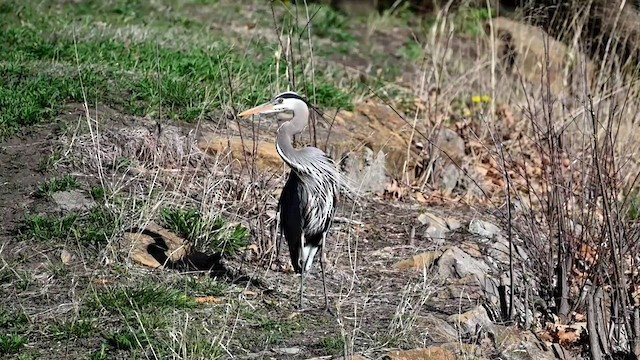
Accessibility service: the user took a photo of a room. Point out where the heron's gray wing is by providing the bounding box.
[279,171,307,273]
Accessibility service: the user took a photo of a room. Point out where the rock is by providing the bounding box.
[51,190,96,212]
[493,325,566,360]
[459,243,482,258]
[417,212,454,243]
[447,305,494,334]
[488,235,511,264]
[437,246,501,304]
[60,249,74,265]
[433,128,465,194]
[437,246,491,281]
[468,219,502,239]
[489,17,595,97]
[460,164,490,199]
[384,346,455,360]
[440,342,485,357]
[125,223,192,269]
[444,217,461,231]
[273,347,301,355]
[439,164,460,194]
[420,315,458,343]
[342,146,388,194]
[393,251,442,271]
[434,128,466,163]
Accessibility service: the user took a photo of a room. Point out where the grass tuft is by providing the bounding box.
[89,284,198,314]
[19,206,119,246]
[320,335,345,355]
[0,334,26,356]
[49,318,96,340]
[36,175,79,197]
[161,207,249,256]
[104,329,148,350]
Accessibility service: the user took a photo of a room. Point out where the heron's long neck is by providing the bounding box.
[276,122,302,171]
[276,110,308,173]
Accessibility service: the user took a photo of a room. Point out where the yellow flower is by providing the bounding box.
[481,95,491,103]
[472,95,481,104]
[463,108,472,117]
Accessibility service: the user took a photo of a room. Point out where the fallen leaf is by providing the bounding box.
[288,312,301,320]
[243,290,258,297]
[415,192,428,203]
[393,251,443,270]
[94,278,112,286]
[195,296,225,304]
[386,346,455,360]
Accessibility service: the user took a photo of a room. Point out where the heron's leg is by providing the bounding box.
[320,245,329,309]
[270,212,281,269]
[320,232,334,315]
[273,212,280,258]
[298,270,305,309]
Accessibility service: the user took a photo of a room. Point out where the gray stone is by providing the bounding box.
[417,212,449,243]
[342,147,388,194]
[468,219,502,239]
[436,128,465,161]
[420,314,459,343]
[437,246,491,281]
[447,305,494,334]
[273,347,301,355]
[437,246,501,301]
[445,217,462,231]
[51,190,96,212]
[493,325,564,360]
[439,163,460,193]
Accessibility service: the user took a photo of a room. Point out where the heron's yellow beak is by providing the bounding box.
[238,102,275,118]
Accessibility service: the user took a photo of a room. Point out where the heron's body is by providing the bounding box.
[279,163,337,274]
[238,91,353,310]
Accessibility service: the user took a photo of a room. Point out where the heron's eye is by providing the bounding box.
[276,98,284,104]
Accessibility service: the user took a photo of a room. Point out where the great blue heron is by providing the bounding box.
[238,91,353,310]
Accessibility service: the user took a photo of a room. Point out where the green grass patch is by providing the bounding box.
[320,335,345,355]
[0,307,29,333]
[453,6,495,37]
[279,4,354,43]
[0,334,26,356]
[161,207,249,256]
[0,0,354,136]
[0,307,29,356]
[36,175,79,197]
[89,284,197,314]
[175,276,228,297]
[399,40,423,63]
[18,206,119,246]
[239,308,302,346]
[83,283,212,357]
[0,269,36,291]
[49,318,96,340]
[418,5,494,37]
[104,328,149,350]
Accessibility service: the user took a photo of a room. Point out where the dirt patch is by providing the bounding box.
[0,125,58,238]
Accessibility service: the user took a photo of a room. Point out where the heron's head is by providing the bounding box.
[238,91,308,119]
